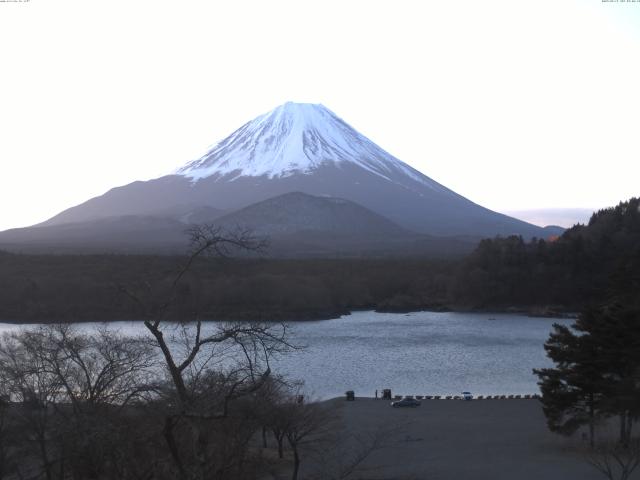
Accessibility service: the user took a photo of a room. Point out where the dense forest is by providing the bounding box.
[453,197,640,311]
[0,254,454,322]
[0,198,637,323]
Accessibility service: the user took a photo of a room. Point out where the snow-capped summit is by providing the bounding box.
[176,102,434,188]
[26,102,553,243]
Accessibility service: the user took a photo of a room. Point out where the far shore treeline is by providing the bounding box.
[0,197,638,323]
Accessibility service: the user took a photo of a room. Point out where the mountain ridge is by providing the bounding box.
[0,192,479,257]
[213,191,409,236]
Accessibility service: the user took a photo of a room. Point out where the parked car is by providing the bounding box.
[391,397,421,408]
[461,391,473,401]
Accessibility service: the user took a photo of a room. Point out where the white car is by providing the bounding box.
[461,391,473,401]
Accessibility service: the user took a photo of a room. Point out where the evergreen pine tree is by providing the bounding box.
[535,303,640,445]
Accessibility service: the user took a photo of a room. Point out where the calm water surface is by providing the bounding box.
[0,311,572,399]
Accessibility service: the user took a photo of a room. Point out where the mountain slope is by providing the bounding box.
[0,192,477,257]
[29,102,549,242]
[213,191,408,236]
[208,192,476,257]
[0,216,189,254]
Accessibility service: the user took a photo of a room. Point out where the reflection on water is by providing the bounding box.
[0,311,572,399]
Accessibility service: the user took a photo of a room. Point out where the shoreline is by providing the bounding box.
[0,305,578,325]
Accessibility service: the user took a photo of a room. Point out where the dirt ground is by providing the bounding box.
[289,397,619,480]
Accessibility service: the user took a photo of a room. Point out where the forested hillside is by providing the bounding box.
[452,198,640,310]
[0,198,637,322]
[0,255,453,322]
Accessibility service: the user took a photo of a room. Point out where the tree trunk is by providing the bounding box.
[144,322,189,403]
[589,395,595,448]
[272,430,284,459]
[37,431,53,480]
[277,437,284,459]
[291,446,300,480]
[163,416,186,479]
[57,454,65,480]
[262,426,267,448]
[191,417,213,480]
[620,413,628,446]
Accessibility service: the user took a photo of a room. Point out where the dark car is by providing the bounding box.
[391,397,421,408]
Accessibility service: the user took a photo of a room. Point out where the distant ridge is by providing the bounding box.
[213,192,408,236]
[0,192,478,257]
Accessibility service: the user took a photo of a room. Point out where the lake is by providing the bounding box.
[0,311,572,399]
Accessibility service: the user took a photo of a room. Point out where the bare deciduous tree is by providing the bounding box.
[0,395,14,480]
[0,325,157,480]
[308,412,404,480]
[119,225,293,480]
[0,225,294,480]
[280,399,331,480]
[586,439,640,480]
[0,329,66,480]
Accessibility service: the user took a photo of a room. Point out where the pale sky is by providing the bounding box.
[1,0,639,231]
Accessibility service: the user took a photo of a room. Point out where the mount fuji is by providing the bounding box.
[0,102,559,254]
[176,101,434,186]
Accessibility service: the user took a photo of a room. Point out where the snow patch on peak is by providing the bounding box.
[175,102,440,190]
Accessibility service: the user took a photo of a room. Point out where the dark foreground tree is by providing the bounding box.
[586,439,640,480]
[0,225,299,480]
[119,224,294,480]
[0,325,155,480]
[535,303,640,446]
[0,395,16,480]
[583,304,640,446]
[534,320,603,446]
[282,398,330,480]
